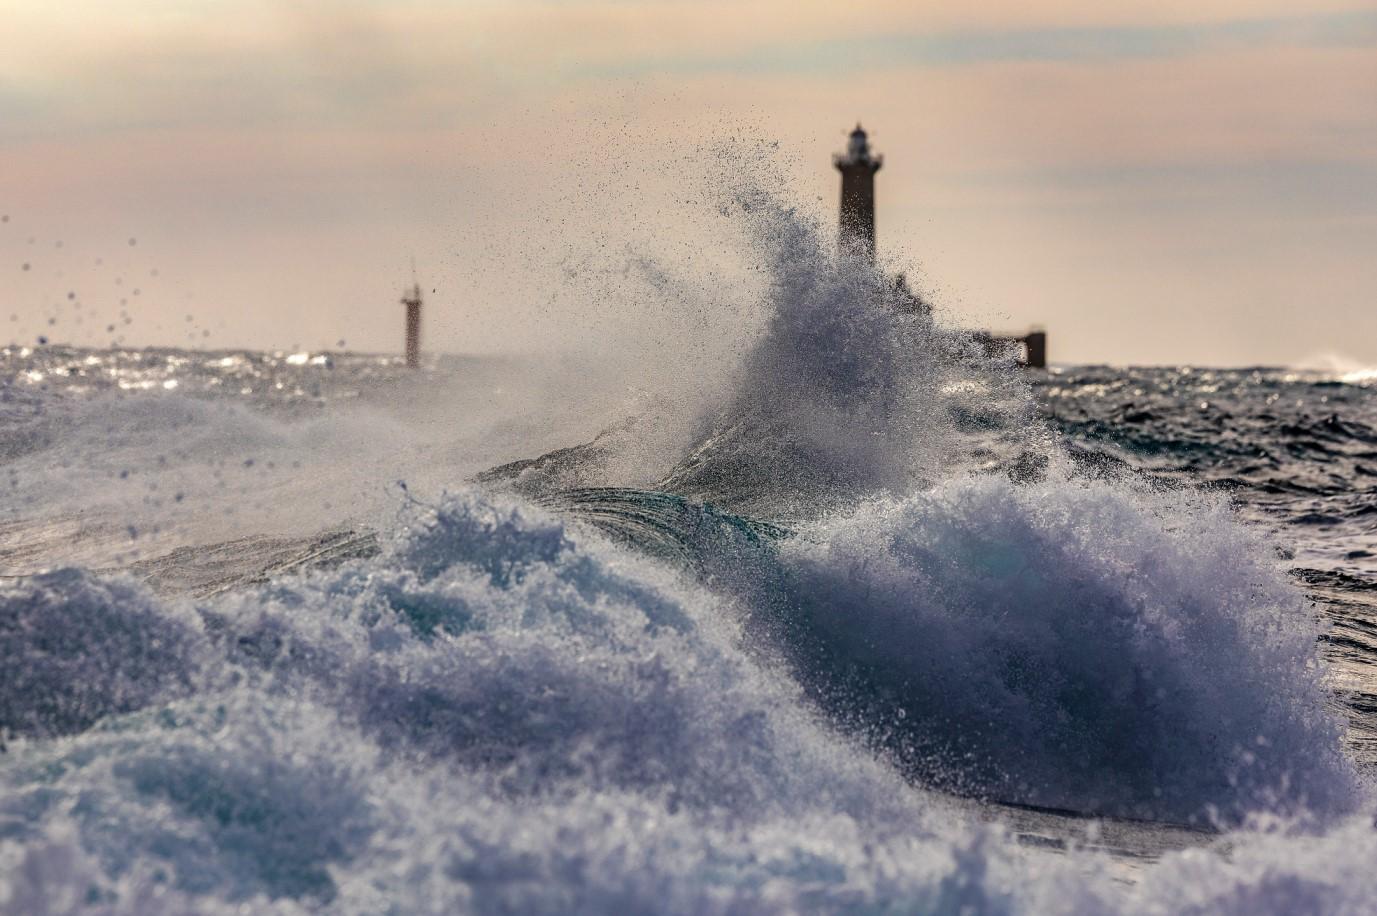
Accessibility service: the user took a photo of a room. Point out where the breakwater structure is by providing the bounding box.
[835,124,1047,368]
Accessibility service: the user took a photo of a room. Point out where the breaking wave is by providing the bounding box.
[771,472,1356,822]
[0,489,1368,913]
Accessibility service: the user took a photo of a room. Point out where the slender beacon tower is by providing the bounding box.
[833,123,882,261]
[401,279,422,369]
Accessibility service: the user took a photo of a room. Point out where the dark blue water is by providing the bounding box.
[1040,365,1377,578]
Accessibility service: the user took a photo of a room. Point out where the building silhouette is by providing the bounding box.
[834,124,882,262]
[401,278,422,369]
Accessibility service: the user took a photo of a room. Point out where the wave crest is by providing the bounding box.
[771,472,1358,823]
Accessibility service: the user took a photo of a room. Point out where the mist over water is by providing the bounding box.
[3,137,1377,913]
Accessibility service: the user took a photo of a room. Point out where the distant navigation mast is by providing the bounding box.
[833,123,883,261]
[400,264,422,369]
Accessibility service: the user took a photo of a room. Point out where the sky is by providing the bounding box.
[1,0,1375,366]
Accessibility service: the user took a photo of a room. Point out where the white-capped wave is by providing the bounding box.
[772,470,1358,824]
[1,489,1372,914]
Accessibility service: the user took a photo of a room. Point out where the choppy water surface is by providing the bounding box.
[4,190,1377,912]
[1041,365,1377,577]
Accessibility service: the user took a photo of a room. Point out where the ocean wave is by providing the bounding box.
[0,570,206,740]
[768,472,1358,823]
[0,488,1368,912]
[480,168,1037,520]
[1289,354,1377,386]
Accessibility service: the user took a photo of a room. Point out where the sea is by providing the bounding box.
[3,189,1377,914]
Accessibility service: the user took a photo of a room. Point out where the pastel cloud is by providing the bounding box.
[586,9,1377,78]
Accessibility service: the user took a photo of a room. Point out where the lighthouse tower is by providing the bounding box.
[833,124,882,261]
[400,277,422,369]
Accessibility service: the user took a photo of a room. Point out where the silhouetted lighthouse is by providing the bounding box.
[401,279,422,368]
[833,124,882,261]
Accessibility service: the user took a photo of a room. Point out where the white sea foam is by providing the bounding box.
[1290,352,1377,385]
[773,470,1358,823]
[0,490,1371,913]
[646,149,1035,518]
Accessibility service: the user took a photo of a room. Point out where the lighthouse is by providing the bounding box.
[400,278,422,369]
[833,124,882,261]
